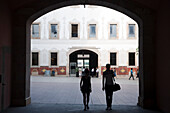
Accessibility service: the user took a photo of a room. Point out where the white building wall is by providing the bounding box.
[31,5,139,75]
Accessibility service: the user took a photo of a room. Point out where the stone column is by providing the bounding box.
[136,8,156,109]
[11,9,32,106]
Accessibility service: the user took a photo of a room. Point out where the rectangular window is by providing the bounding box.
[32,24,39,38]
[128,24,135,37]
[129,52,135,66]
[89,24,96,38]
[32,52,38,66]
[51,53,57,66]
[71,24,78,37]
[110,53,116,65]
[50,24,58,38]
[110,24,117,37]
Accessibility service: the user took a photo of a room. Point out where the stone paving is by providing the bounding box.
[2,76,161,113]
[2,104,161,113]
[31,76,139,105]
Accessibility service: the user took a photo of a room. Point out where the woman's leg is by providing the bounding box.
[86,92,90,109]
[107,86,113,110]
[110,91,113,109]
[83,93,87,110]
[105,89,109,109]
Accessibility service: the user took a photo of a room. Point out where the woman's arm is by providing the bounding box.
[102,74,105,91]
[80,77,83,88]
[89,77,92,92]
[112,70,115,81]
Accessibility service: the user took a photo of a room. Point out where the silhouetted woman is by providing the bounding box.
[80,68,92,111]
[102,64,115,110]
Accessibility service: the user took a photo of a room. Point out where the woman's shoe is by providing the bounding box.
[84,106,87,111]
[106,107,109,110]
[86,105,89,109]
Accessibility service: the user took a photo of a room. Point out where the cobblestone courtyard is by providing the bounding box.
[31,76,139,105]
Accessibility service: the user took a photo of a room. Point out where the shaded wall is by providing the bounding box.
[156,0,170,113]
[0,0,11,111]
[0,0,170,113]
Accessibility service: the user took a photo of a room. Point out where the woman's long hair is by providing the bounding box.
[84,68,89,76]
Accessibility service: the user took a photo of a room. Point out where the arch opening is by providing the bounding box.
[5,0,157,110]
[69,49,98,77]
[29,3,140,107]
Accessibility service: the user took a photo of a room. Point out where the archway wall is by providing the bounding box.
[11,0,157,111]
[155,1,170,113]
[0,1,12,111]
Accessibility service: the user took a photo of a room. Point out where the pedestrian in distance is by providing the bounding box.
[80,68,92,111]
[96,67,99,78]
[91,68,94,77]
[136,68,139,78]
[76,67,79,77]
[51,69,55,76]
[102,64,115,110]
[82,67,85,76]
[129,68,135,80]
[113,68,117,78]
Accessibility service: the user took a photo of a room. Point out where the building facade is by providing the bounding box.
[31,5,139,77]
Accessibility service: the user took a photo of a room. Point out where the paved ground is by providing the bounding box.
[2,104,161,113]
[2,76,162,113]
[31,76,139,105]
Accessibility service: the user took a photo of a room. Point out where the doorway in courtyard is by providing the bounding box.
[30,4,139,106]
[69,49,98,77]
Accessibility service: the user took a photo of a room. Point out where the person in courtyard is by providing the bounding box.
[136,68,139,78]
[102,64,115,110]
[51,69,55,76]
[91,68,94,77]
[76,67,79,77]
[96,67,99,77]
[129,68,135,80]
[82,67,85,76]
[79,68,82,76]
[113,68,117,78]
[80,68,92,111]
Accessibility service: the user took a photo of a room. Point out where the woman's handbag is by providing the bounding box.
[112,83,121,92]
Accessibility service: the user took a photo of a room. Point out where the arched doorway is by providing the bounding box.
[11,0,156,109]
[69,49,98,77]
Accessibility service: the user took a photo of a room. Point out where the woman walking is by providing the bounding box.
[102,64,115,110]
[80,68,92,111]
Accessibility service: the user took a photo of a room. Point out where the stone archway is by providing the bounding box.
[11,0,156,109]
[68,49,99,77]
[67,47,101,77]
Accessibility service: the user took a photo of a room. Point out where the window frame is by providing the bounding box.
[88,24,98,39]
[49,23,59,39]
[128,52,136,66]
[31,52,39,67]
[31,23,40,39]
[110,52,117,66]
[70,22,80,39]
[127,23,136,39]
[49,51,59,67]
[109,23,119,39]
[50,52,58,66]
